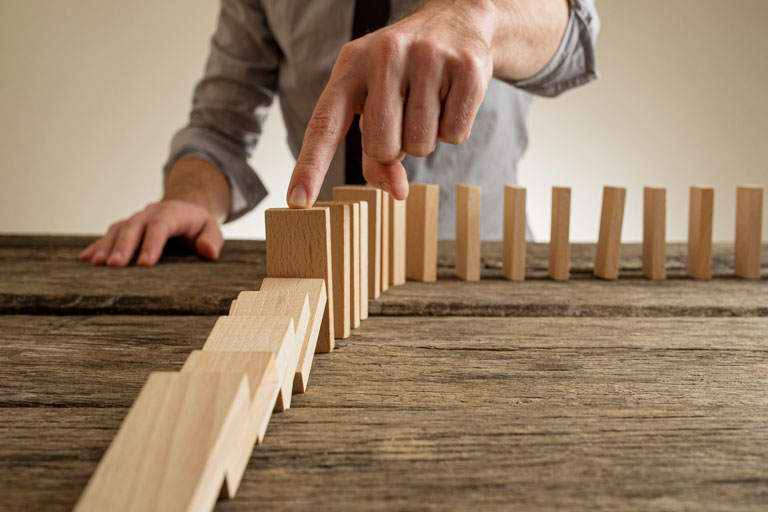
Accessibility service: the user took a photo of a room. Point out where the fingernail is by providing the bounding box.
[288,185,308,208]
[92,251,106,264]
[107,252,122,266]
[380,181,391,194]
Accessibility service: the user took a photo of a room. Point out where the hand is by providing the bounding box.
[79,200,224,267]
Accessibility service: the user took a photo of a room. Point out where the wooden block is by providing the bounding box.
[455,185,482,281]
[381,191,390,292]
[735,185,763,279]
[643,186,667,280]
[204,316,297,411]
[406,184,440,282]
[548,186,571,281]
[265,207,335,351]
[333,186,382,298]
[358,201,369,320]
[687,185,715,280]
[502,185,526,281]
[74,372,249,512]
[230,285,319,393]
[594,186,626,280]
[181,351,280,495]
[389,194,406,286]
[314,201,351,339]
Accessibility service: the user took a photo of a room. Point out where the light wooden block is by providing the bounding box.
[333,186,382,298]
[735,185,763,279]
[181,351,280,495]
[204,316,297,411]
[687,185,715,280]
[74,372,250,512]
[389,194,406,286]
[594,186,626,280]
[406,184,440,282]
[548,186,571,281]
[265,207,335,351]
[358,201,369,320]
[455,185,482,281]
[315,201,352,339]
[381,190,389,292]
[502,185,526,281]
[643,187,667,280]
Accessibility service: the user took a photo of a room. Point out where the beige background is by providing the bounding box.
[0,0,766,242]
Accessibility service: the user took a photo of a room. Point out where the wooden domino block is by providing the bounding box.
[502,185,526,281]
[643,186,667,280]
[548,186,571,281]
[594,186,626,280]
[389,194,406,286]
[181,351,280,495]
[358,201,369,320]
[265,207,335,351]
[406,184,440,282]
[204,316,298,411]
[315,201,352,338]
[381,191,389,292]
[455,185,482,281]
[687,186,715,280]
[333,186,382,299]
[735,185,764,279]
[74,372,250,512]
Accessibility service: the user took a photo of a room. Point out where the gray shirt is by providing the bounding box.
[165,0,599,239]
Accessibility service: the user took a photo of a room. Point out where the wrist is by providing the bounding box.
[163,157,230,223]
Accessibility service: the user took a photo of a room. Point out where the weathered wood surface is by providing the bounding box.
[2,315,768,511]
[0,236,766,316]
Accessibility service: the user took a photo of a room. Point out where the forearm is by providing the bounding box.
[163,157,231,223]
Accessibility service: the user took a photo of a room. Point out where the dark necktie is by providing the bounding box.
[345,1,391,185]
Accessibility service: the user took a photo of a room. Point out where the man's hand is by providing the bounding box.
[286,0,568,208]
[79,157,230,267]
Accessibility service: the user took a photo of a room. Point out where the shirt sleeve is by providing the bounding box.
[163,0,281,222]
[512,0,600,98]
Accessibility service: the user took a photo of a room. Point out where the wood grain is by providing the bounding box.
[502,185,526,281]
[548,187,571,281]
[389,194,406,286]
[381,191,389,292]
[643,187,667,280]
[333,187,381,299]
[455,185,482,281]
[406,184,439,282]
[314,202,351,339]
[687,186,715,280]
[735,185,763,279]
[594,186,626,280]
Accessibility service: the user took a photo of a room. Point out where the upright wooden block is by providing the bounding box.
[455,185,482,281]
[381,191,389,292]
[389,194,406,286]
[265,207,335,351]
[502,185,526,281]
[594,186,626,280]
[75,372,250,512]
[643,186,667,280]
[204,316,297,411]
[687,186,715,280]
[735,185,763,279]
[315,201,352,339]
[406,184,440,282]
[358,201,369,320]
[181,351,280,495]
[333,186,382,299]
[548,186,571,281]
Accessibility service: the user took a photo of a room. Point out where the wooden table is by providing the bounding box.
[2,235,767,511]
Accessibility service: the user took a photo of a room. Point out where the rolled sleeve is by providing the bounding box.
[513,0,600,98]
[164,0,281,222]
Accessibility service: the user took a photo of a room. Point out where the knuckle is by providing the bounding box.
[372,31,404,68]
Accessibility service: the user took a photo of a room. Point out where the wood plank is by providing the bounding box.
[358,202,369,320]
[548,186,571,281]
[314,202,351,338]
[643,186,667,280]
[455,185,482,281]
[74,372,250,512]
[381,191,389,292]
[687,185,715,280]
[389,194,406,286]
[265,207,334,351]
[406,184,439,282]
[735,185,764,279]
[594,186,626,280]
[502,185,526,281]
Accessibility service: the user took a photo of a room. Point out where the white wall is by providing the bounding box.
[1,1,766,242]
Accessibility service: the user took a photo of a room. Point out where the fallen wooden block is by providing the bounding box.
[456,185,482,281]
[406,184,440,282]
[594,186,626,280]
[181,351,280,495]
[265,207,335,351]
[687,185,715,280]
[358,201,369,320]
[381,190,389,292]
[204,316,298,411]
[735,185,763,279]
[502,185,526,281]
[333,186,382,299]
[548,186,571,281]
[643,186,667,280]
[74,372,250,512]
[389,193,406,286]
[315,201,352,338]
